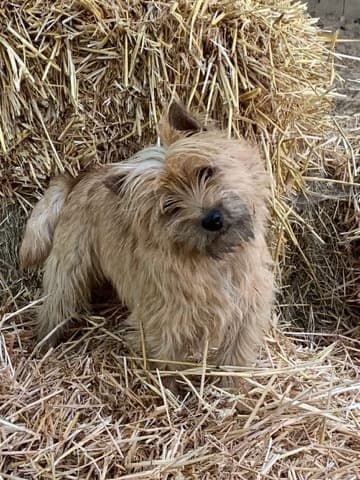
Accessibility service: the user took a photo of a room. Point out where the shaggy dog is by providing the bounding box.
[20,103,274,385]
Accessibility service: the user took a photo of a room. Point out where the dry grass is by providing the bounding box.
[1,311,360,478]
[0,0,359,478]
[0,0,336,201]
[278,113,360,332]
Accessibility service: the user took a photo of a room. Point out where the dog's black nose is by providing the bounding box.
[201,209,224,232]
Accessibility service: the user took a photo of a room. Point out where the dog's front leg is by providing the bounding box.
[215,316,264,389]
[126,311,187,394]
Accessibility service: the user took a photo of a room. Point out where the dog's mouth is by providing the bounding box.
[206,244,238,259]
[219,224,230,236]
[204,219,254,259]
[206,237,242,259]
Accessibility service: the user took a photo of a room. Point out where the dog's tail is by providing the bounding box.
[20,175,74,270]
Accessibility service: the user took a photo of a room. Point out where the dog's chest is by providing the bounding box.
[111,246,243,336]
[150,255,241,324]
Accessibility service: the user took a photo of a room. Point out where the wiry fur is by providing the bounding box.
[19,176,74,269]
[20,103,274,386]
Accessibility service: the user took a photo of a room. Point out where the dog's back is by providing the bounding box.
[19,175,75,269]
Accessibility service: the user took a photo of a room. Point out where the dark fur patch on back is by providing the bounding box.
[103,173,127,195]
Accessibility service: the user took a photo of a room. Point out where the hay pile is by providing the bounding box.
[1,319,360,478]
[0,0,359,478]
[0,0,335,201]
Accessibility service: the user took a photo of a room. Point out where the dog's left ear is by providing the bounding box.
[168,102,202,133]
[159,102,205,146]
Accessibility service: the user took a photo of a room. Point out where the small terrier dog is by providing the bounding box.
[20,103,274,383]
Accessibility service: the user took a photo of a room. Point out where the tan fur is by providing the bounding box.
[20,103,274,385]
[19,176,75,269]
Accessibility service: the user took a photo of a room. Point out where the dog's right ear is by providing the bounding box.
[159,102,205,147]
[104,172,127,195]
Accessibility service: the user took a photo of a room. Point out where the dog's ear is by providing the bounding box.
[168,103,202,133]
[159,102,205,146]
[104,172,127,195]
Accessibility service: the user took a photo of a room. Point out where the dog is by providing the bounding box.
[20,103,274,386]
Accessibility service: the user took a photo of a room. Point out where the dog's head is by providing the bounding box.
[156,103,270,258]
[105,103,269,258]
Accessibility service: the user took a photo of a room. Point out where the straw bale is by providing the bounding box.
[0,0,359,478]
[279,113,359,331]
[0,0,357,326]
[0,0,334,204]
[1,0,357,326]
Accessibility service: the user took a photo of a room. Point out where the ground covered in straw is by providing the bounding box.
[1,311,360,478]
[0,0,359,478]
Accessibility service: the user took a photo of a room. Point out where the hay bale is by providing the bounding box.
[0,0,359,478]
[0,0,356,324]
[280,115,360,331]
[1,0,357,328]
[0,0,333,204]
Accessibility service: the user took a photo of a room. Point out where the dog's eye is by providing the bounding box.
[162,198,181,215]
[196,166,216,183]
